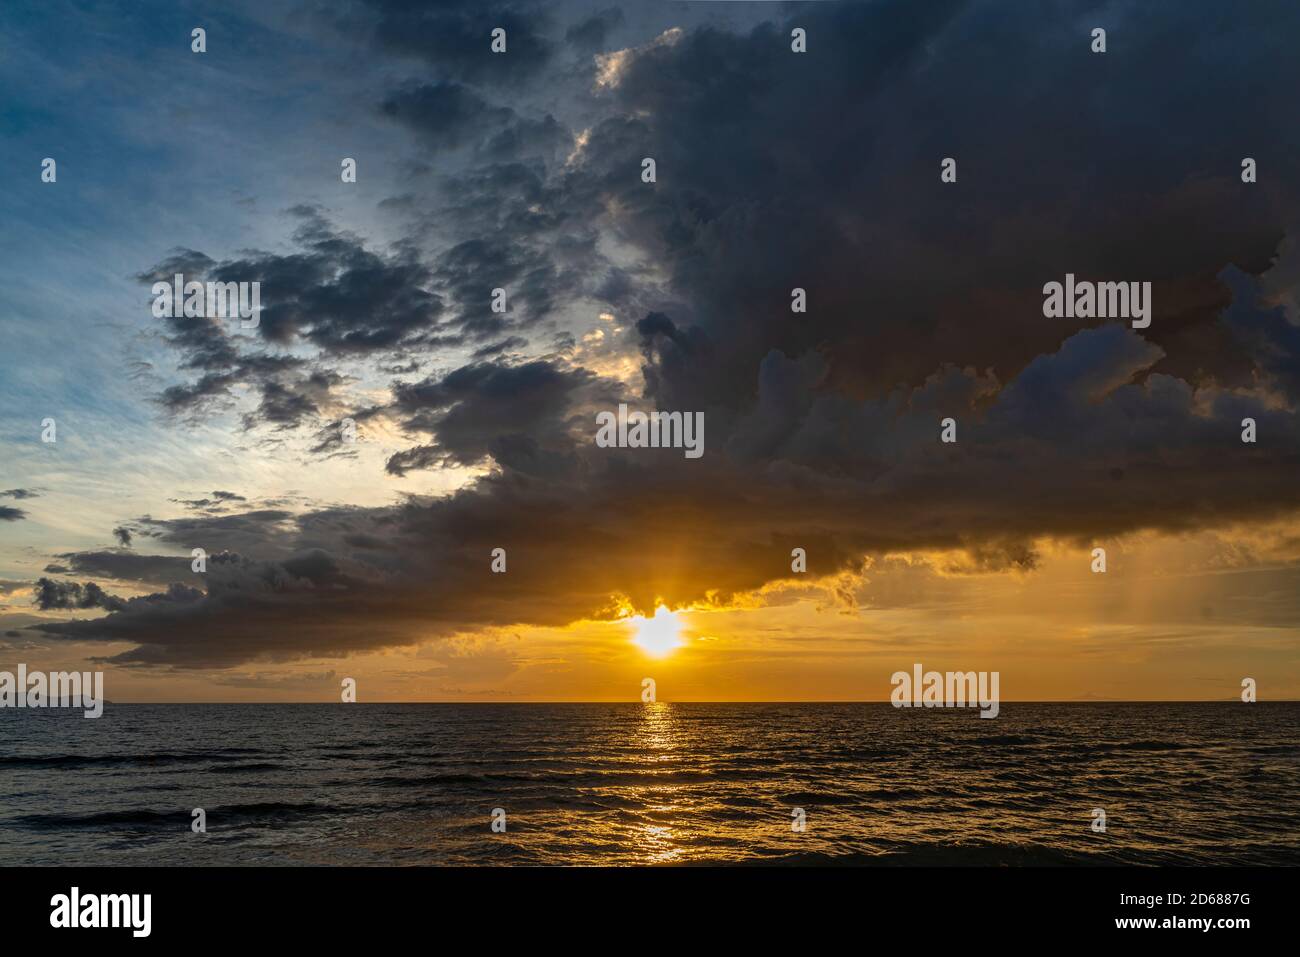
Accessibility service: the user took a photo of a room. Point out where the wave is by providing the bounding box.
[13,800,347,830]
[0,751,271,769]
[742,842,1109,867]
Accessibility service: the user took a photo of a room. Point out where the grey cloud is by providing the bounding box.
[35,579,128,613]
[361,0,556,87]
[380,82,513,152]
[565,8,623,50]
[472,336,528,360]
[53,550,212,586]
[385,358,619,475]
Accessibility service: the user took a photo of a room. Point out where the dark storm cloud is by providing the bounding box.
[230,210,444,354]
[378,76,570,162]
[382,445,443,477]
[138,202,598,429]
[112,526,133,547]
[242,370,346,431]
[38,544,398,668]
[157,371,241,416]
[50,551,201,586]
[380,82,513,151]
[89,1,1300,668]
[566,8,623,51]
[142,279,311,419]
[137,248,216,282]
[137,249,242,375]
[359,0,555,87]
[130,511,298,559]
[480,114,569,163]
[139,213,439,427]
[430,233,596,340]
[384,359,619,475]
[438,162,551,235]
[378,82,569,164]
[472,336,528,360]
[568,0,1299,413]
[0,489,38,499]
[35,579,128,613]
[139,217,439,369]
[1220,268,1300,404]
[0,506,26,522]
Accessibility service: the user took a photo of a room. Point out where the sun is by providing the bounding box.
[629,606,684,657]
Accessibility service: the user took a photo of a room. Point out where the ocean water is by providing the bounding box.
[1,702,1296,866]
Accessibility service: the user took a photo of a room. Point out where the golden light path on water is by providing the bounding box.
[632,702,685,863]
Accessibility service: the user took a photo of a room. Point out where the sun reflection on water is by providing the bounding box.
[629,701,685,861]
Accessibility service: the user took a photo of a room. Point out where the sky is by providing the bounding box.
[1,0,1299,702]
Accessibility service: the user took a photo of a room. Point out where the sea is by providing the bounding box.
[1,702,1296,865]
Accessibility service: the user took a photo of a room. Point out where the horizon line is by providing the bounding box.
[24,698,1295,706]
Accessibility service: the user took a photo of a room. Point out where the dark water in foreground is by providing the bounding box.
[1,703,1297,865]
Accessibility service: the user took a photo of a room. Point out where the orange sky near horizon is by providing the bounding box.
[8,525,1297,703]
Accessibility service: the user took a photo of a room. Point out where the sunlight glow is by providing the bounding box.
[629,606,684,658]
